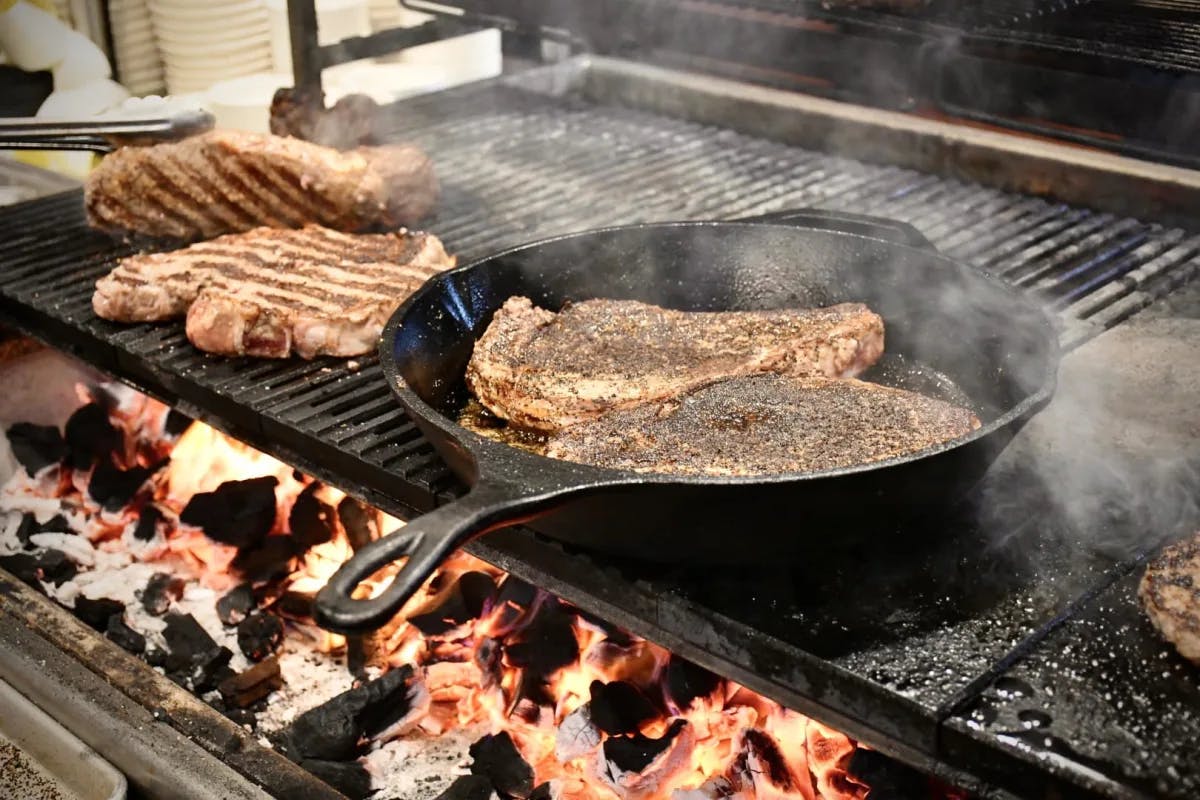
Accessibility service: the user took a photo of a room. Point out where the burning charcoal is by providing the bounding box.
[64,402,121,470]
[89,458,165,512]
[408,571,498,636]
[282,665,420,762]
[272,589,314,620]
[231,535,298,580]
[740,729,802,795]
[163,408,193,437]
[73,596,125,630]
[0,550,76,587]
[670,777,742,800]
[469,732,534,799]
[180,476,278,548]
[434,774,498,800]
[289,483,335,550]
[141,571,185,616]
[529,785,558,800]
[589,680,659,736]
[218,656,283,708]
[486,577,537,637]
[162,611,233,691]
[300,759,373,800]
[217,583,256,626]
[504,604,578,678]
[337,496,376,550]
[132,504,162,542]
[106,615,146,655]
[575,609,633,647]
[664,655,721,712]
[236,612,284,662]
[555,703,602,763]
[603,719,690,775]
[7,422,66,474]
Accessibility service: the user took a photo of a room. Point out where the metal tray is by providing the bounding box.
[0,678,126,800]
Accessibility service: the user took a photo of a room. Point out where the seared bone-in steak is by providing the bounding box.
[84,130,438,240]
[466,297,885,433]
[1140,531,1200,664]
[93,225,455,358]
[545,374,980,476]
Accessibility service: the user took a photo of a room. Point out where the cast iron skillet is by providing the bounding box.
[314,210,1060,633]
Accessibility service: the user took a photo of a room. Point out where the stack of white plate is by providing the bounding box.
[109,0,165,95]
[367,0,412,31]
[148,0,273,95]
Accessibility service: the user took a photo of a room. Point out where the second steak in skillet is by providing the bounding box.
[545,374,981,476]
[466,296,885,433]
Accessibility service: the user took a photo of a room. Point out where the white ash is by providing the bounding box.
[256,644,362,734]
[362,725,481,800]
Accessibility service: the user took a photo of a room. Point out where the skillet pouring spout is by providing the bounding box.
[314,481,568,633]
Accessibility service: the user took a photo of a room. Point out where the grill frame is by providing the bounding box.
[3,56,1200,799]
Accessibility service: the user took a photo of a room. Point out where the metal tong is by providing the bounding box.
[0,109,215,153]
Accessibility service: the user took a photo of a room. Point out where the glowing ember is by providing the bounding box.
[0,383,918,800]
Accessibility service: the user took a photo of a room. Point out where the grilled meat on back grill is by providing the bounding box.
[93,224,455,358]
[1139,531,1200,664]
[84,129,437,241]
[544,374,980,476]
[465,296,885,433]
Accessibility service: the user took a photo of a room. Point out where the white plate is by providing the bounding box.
[148,0,266,21]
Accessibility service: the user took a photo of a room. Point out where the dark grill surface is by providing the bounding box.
[2,63,1199,799]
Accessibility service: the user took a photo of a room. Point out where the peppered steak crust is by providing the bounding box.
[466,297,885,433]
[93,224,455,358]
[545,374,981,476]
[84,130,437,241]
[1139,531,1200,664]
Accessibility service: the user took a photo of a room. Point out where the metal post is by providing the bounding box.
[287,0,324,103]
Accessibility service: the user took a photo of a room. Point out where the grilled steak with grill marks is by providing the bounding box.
[466,297,885,433]
[545,374,980,476]
[1140,531,1200,664]
[84,130,437,240]
[93,225,455,358]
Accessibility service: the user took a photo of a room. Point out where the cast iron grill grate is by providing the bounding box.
[1,68,1198,518]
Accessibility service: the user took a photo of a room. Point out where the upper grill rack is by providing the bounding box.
[1,63,1199,520]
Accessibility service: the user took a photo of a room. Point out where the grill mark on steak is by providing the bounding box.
[544,374,981,476]
[1139,531,1200,665]
[93,224,456,358]
[466,296,886,433]
[84,130,437,240]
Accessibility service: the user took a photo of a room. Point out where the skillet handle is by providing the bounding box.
[313,482,550,633]
[734,208,936,251]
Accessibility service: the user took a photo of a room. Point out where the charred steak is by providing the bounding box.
[1139,531,1200,664]
[466,297,885,433]
[93,224,455,359]
[545,374,980,476]
[84,130,437,240]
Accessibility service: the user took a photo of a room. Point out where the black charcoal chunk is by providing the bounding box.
[163,409,193,437]
[288,483,335,550]
[300,759,373,800]
[283,665,417,762]
[163,611,232,690]
[435,774,496,800]
[484,577,537,637]
[36,513,72,534]
[664,655,721,711]
[133,505,162,542]
[0,550,75,587]
[603,719,688,775]
[89,458,164,511]
[74,596,125,631]
[504,605,578,678]
[236,612,283,662]
[217,583,256,626]
[529,784,555,800]
[7,423,66,475]
[141,572,186,616]
[231,536,297,580]
[144,646,167,668]
[469,732,534,799]
[65,403,121,470]
[180,476,278,548]
[589,681,658,736]
[409,571,498,636]
[13,513,37,547]
[106,615,146,654]
[337,496,376,550]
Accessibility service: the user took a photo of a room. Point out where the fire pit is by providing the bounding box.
[0,370,958,799]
